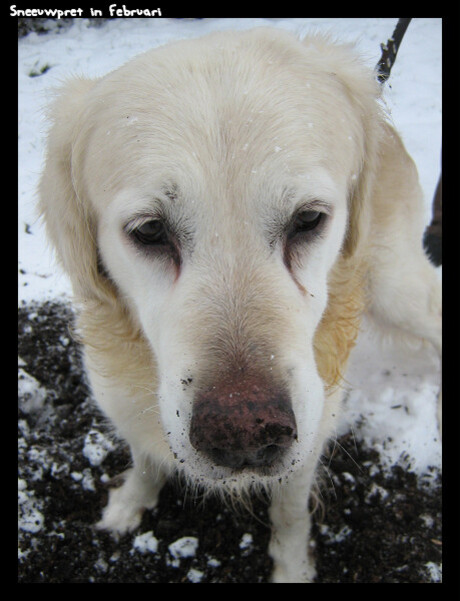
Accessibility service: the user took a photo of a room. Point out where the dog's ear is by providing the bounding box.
[39,78,115,303]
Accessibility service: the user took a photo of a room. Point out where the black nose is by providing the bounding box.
[190,377,297,469]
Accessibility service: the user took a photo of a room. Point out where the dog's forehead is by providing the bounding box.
[102,63,358,156]
[87,32,363,213]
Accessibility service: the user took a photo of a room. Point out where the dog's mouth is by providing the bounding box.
[205,443,288,469]
[170,428,304,490]
[175,441,305,492]
[190,422,298,477]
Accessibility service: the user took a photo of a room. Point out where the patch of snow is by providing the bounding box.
[424,561,442,583]
[168,536,199,560]
[18,478,45,534]
[82,429,115,467]
[132,530,159,555]
[319,523,353,545]
[187,567,205,582]
[18,367,47,414]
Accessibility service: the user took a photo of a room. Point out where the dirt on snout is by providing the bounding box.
[18,301,442,583]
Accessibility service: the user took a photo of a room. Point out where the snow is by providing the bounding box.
[82,429,116,467]
[18,16,441,484]
[168,536,200,562]
[18,367,47,414]
[18,477,45,534]
[239,532,253,551]
[132,530,159,555]
[340,316,441,475]
[186,567,205,583]
[424,561,442,583]
[319,523,353,545]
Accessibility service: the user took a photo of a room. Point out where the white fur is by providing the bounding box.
[39,28,441,582]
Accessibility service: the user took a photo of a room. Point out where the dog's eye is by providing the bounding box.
[289,210,324,239]
[126,218,182,268]
[131,220,168,246]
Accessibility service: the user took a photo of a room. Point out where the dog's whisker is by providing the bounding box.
[317,455,337,502]
[332,436,362,474]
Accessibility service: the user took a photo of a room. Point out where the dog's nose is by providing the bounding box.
[190,378,297,469]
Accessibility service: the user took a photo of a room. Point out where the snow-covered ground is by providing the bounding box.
[18,17,442,479]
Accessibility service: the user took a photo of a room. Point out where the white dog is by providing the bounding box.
[39,28,441,582]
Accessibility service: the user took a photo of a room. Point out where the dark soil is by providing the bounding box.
[18,301,442,583]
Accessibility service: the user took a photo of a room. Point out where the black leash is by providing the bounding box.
[376,18,412,84]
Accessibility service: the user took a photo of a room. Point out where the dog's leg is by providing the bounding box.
[96,451,167,536]
[268,464,317,583]
[367,233,442,432]
[368,245,441,353]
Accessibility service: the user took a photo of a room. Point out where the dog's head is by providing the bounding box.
[40,28,382,488]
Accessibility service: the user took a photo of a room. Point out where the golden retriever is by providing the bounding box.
[39,28,441,582]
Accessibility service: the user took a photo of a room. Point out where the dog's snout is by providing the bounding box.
[190,378,297,469]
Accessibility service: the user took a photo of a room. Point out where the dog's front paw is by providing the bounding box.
[95,467,164,537]
[270,561,316,583]
[96,484,144,536]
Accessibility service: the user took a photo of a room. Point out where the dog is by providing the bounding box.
[39,28,441,582]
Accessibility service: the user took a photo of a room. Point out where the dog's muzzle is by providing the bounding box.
[190,375,297,469]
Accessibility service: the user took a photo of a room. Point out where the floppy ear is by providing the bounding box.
[39,78,115,303]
